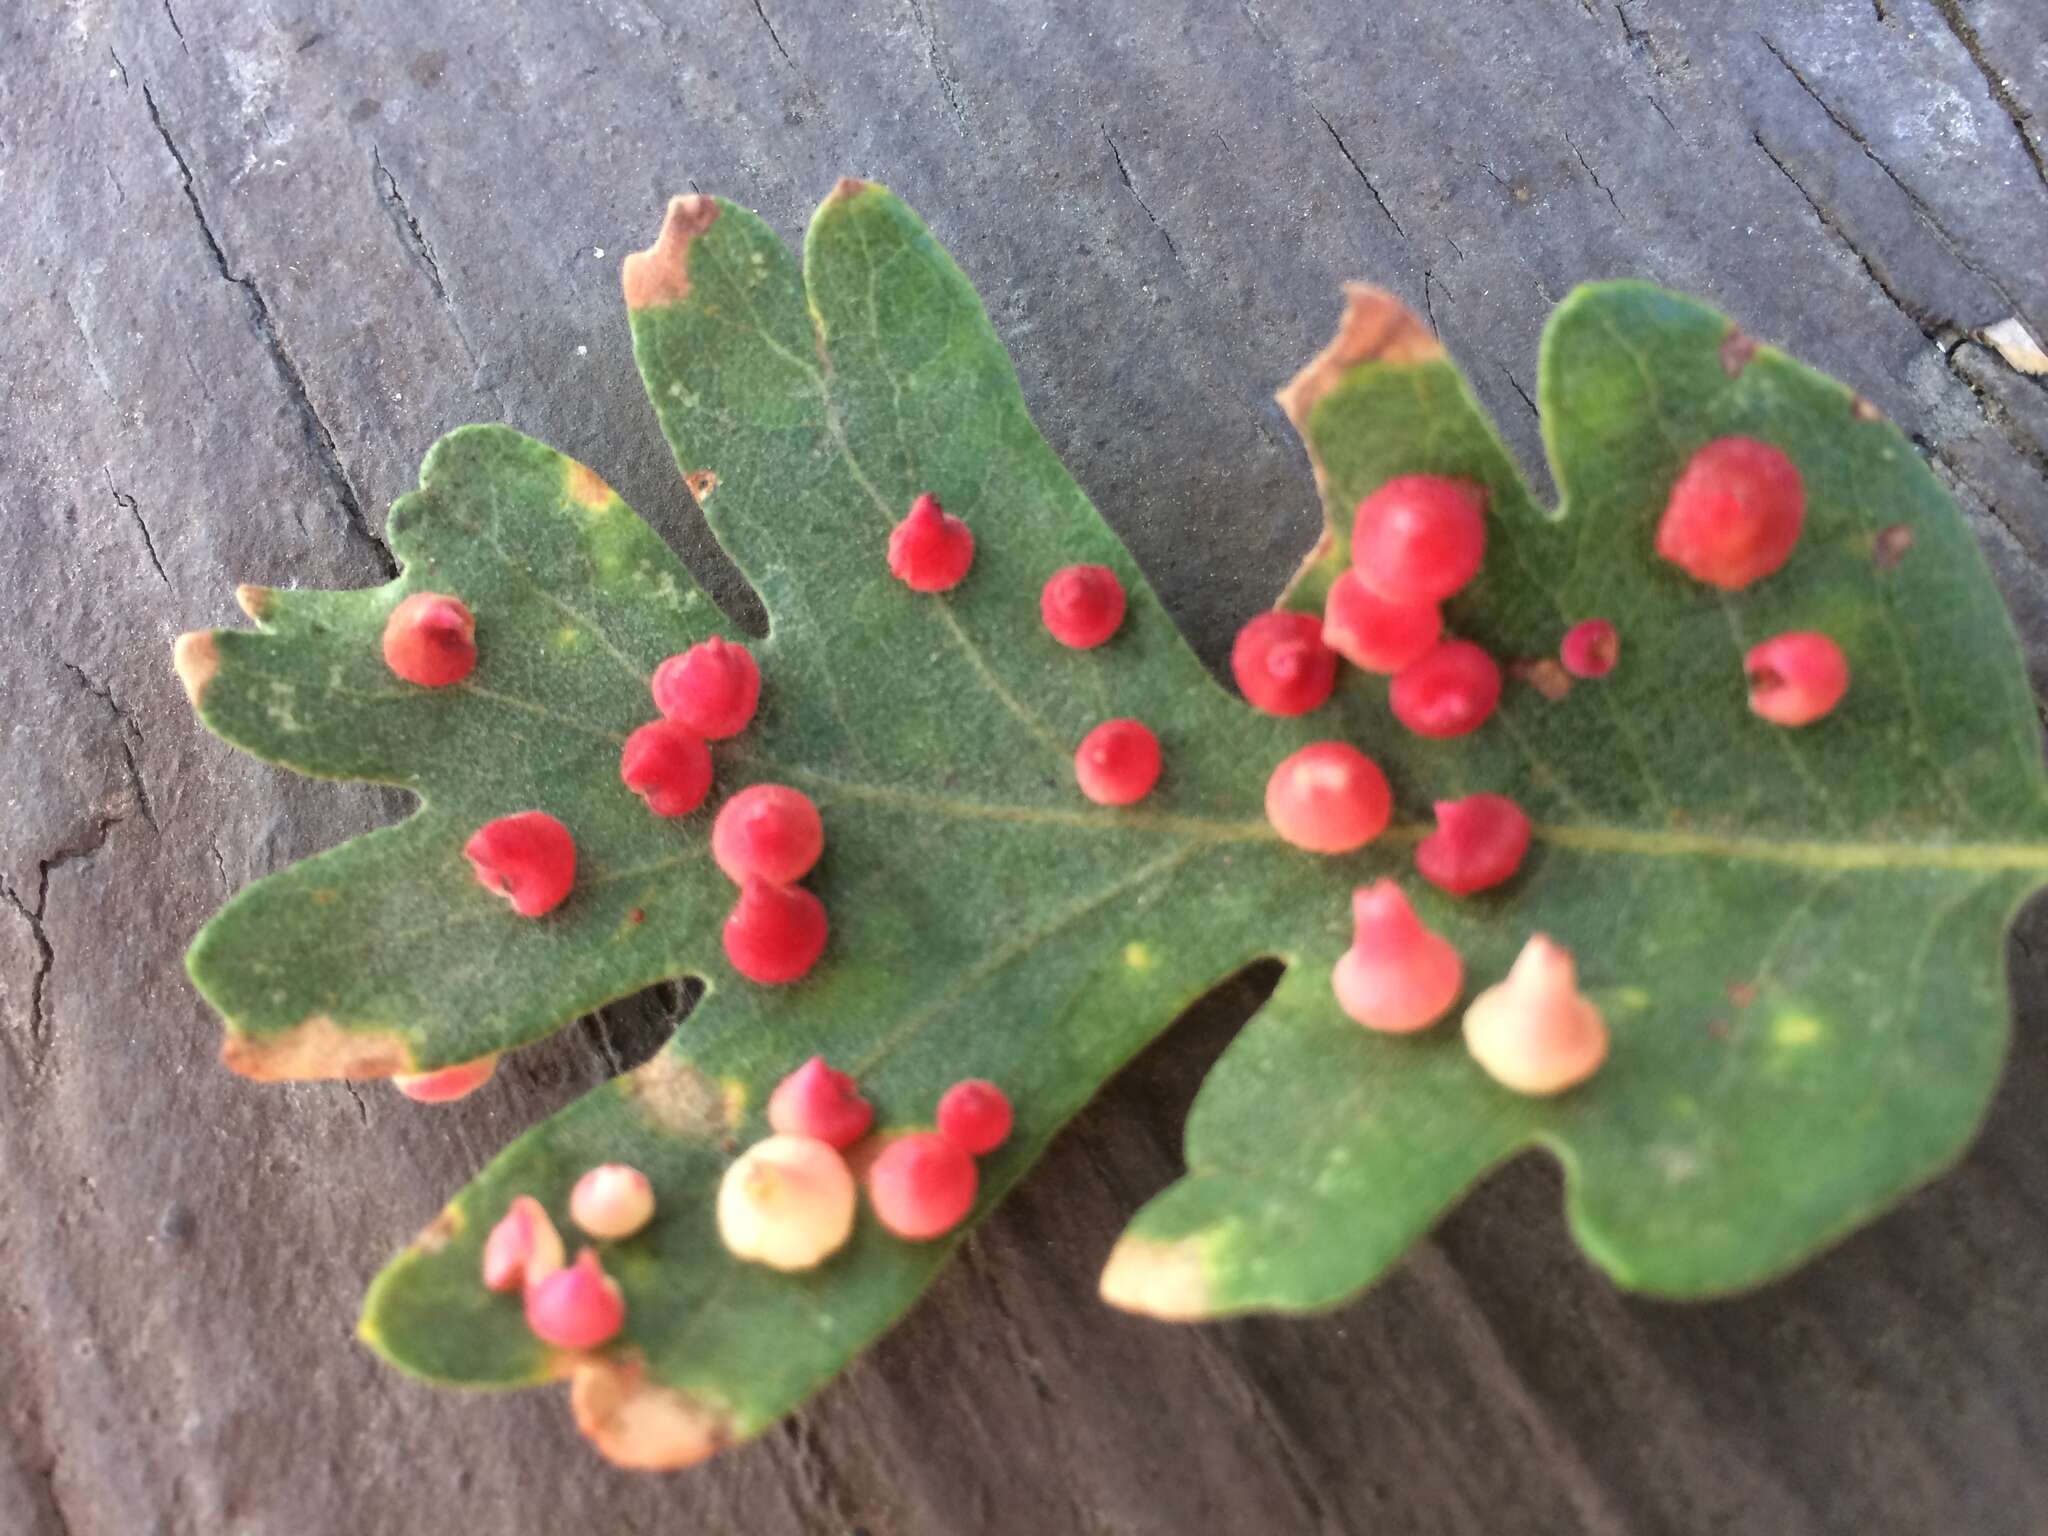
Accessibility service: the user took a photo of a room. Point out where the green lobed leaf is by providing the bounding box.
[1105,281,2048,1315]
[173,184,2047,1466]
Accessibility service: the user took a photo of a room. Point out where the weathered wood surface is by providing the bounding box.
[5,0,2047,1529]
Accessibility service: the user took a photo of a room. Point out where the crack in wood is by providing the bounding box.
[750,0,796,69]
[60,659,159,835]
[141,83,396,579]
[1101,124,1182,269]
[1564,129,1622,215]
[3,796,137,1073]
[1927,0,2048,197]
[1313,110,1407,240]
[1751,129,1937,338]
[1423,269,1451,337]
[902,0,969,138]
[1759,35,2032,331]
[370,147,447,306]
[104,471,168,586]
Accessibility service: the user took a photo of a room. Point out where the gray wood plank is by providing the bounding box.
[4,0,2045,1530]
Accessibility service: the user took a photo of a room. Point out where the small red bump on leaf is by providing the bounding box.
[652,637,760,740]
[1351,475,1488,605]
[393,1054,499,1103]
[1074,719,1162,806]
[1389,640,1503,738]
[570,1164,656,1240]
[936,1080,1012,1156]
[482,1195,565,1293]
[1745,631,1849,727]
[887,493,975,592]
[712,784,824,885]
[382,592,476,687]
[525,1248,626,1350]
[1559,619,1619,679]
[1231,611,1338,716]
[1463,935,1608,1095]
[1040,564,1127,648]
[867,1132,978,1240]
[1322,569,1441,674]
[465,812,576,917]
[722,881,828,985]
[1331,880,1464,1034]
[1656,437,1805,590]
[1264,743,1392,854]
[767,1057,874,1150]
[620,720,714,817]
[1416,794,1532,895]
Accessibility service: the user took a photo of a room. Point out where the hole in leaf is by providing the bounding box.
[578,978,704,1078]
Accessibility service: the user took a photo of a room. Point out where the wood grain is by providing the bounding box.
[3,0,2045,1530]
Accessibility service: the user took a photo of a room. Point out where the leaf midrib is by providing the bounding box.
[741,754,2048,870]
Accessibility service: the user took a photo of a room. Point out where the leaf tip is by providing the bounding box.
[1098,1234,1213,1320]
[826,176,874,203]
[172,630,219,709]
[1276,283,1445,440]
[1718,328,1760,378]
[563,458,616,510]
[623,194,720,312]
[411,1203,466,1255]
[220,1014,413,1082]
[235,584,277,622]
[570,1356,736,1471]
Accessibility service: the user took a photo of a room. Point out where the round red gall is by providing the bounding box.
[713,784,824,886]
[767,1056,874,1150]
[482,1195,564,1294]
[382,592,476,687]
[936,1080,1013,1156]
[393,1054,499,1104]
[887,493,975,592]
[1040,564,1127,649]
[1332,880,1464,1034]
[1390,640,1503,739]
[718,1135,857,1271]
[867,1132,978,1240]
[1416,794,1532,895]
[1075,719,1162,806]
[1351,475,1488,605]
[723,880,828,985]
[1463,935,1608,1095]
[524,1248,626,1350]
[1559,619,1619,680]
[1656,437,1805,590]
[1264,743,1392,854]
[570,1164,656,1240]
[1322,569,1441,675]
[652,637,760,740]
[1231,610,1338,716]
[620,719,714,818]
[465,812,576,917]
[1746,631,1849,727]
